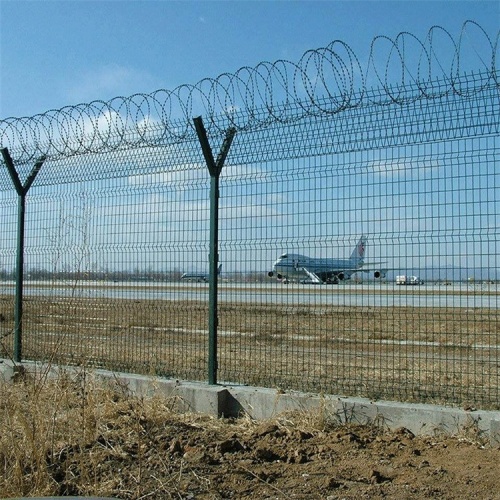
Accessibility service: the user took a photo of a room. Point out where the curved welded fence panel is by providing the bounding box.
[0,138,213,382]
[217,85,500,406]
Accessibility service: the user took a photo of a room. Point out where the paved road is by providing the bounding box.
[2,281,499,308]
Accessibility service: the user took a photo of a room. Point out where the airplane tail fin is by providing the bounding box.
[350,236,367,264]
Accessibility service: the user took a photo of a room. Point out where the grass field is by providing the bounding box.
[1,292,499,409]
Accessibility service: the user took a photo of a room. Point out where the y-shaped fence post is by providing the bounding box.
[193,117,236,385]
[1,148,46,362]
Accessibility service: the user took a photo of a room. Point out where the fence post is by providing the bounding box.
[1,148,46,362]
[193,117,236,385]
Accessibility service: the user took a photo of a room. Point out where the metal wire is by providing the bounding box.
[0,21,499,409]
[0,20,498,164]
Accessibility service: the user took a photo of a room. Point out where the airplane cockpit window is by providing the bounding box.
[280,254,288,259]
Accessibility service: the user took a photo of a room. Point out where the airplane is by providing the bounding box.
[180,264,222,282]
[267,236,387,284]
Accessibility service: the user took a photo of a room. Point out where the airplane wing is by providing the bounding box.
[319,266,391,282]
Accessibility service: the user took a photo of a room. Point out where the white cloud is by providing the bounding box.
[65,64,161,105]
[128,163,207,190]
[369,158,440,177]
[128,162,270,190]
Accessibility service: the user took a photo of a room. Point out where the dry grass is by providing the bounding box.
[0,369,201,498]
[0,369,342,499]
[1,370,499,500]
[1,294,499,409]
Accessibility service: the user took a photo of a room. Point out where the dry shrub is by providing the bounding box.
[1,368,344,499]
[0,367,189,498]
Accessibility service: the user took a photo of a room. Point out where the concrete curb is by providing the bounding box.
[1,359,499,445]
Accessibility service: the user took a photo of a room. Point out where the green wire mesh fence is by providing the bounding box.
[1,21,499,409]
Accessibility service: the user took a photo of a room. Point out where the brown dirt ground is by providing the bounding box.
[1,374,500,500]
[68,413,500,500]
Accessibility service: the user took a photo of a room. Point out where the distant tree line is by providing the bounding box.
[0,268,182,282]
[0,268,270,283]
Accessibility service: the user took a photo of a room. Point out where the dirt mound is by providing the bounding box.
[1,375,499,499]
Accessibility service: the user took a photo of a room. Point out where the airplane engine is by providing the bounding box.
[374,270,387,279]
[268,271,274,278]
[337,272,345,280]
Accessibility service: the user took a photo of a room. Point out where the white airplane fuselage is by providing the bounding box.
[268,237,387,284]
[180,273,208,282]
[270,254,363,283]
[181,264,222,282]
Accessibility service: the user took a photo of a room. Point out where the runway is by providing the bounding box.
[3,280,499,308]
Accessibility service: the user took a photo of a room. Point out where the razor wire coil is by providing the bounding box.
[0,20,498,164]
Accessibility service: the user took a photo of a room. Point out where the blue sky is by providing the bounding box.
[1,0,498,119]
[0,1,498,279]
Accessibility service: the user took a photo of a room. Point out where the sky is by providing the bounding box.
[0,0,499,119]
[0,0,498,279]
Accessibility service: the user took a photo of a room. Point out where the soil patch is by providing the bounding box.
[1,374,499,499]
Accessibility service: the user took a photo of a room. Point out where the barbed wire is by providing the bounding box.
[1,20,498,164]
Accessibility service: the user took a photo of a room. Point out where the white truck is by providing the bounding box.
[396,275,423,285]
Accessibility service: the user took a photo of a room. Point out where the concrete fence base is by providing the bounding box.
[1,359,499,446]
